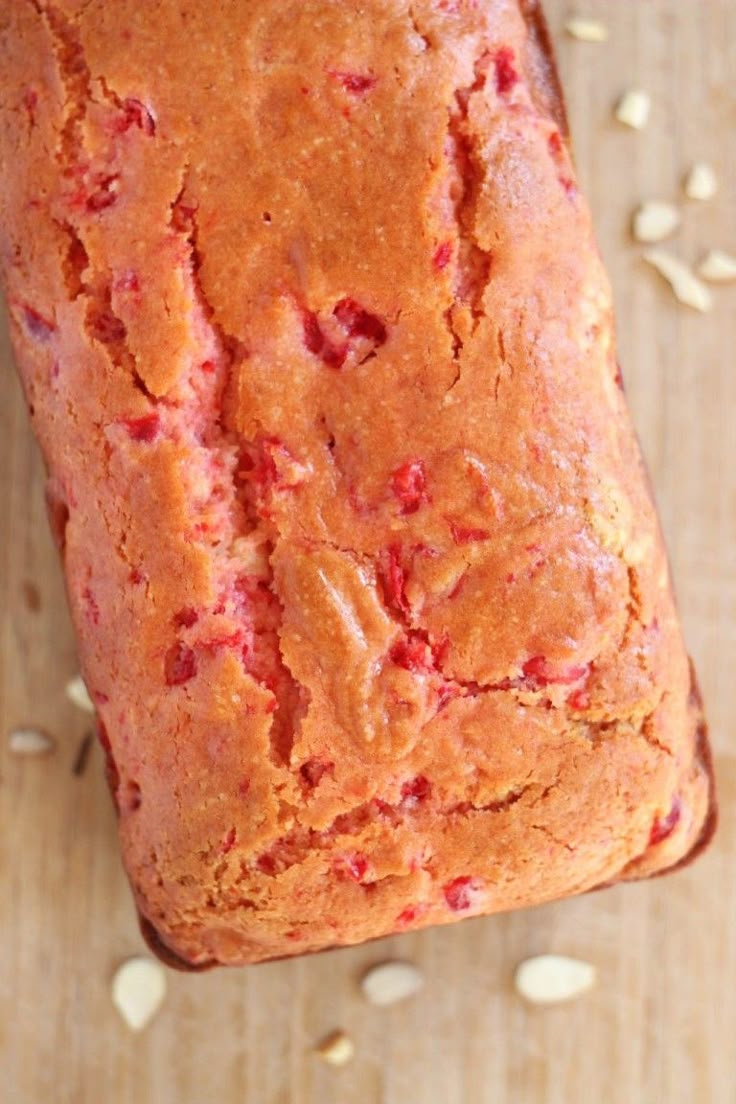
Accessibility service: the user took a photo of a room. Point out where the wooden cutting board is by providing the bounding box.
[1,3,734,1102]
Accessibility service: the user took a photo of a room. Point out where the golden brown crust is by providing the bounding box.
[0,0,715,968]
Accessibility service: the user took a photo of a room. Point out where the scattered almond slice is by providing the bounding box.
[8,727,55,755]
[632,201,680,244]
[565,16,609,42]
[643,249,713,312]
[697,249,736,283]
[361,960,424,1006]
[314,1029,355,1067]
[615,89,651,130]
[65,674,95,714]
[515,954,596,1005]
[684,162,718,201]
[111,956,167,1031]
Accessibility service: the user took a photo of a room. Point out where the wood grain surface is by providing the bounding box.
[1,3,734,1102]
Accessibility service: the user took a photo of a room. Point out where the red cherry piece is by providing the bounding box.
[448,571,468,601]
[384,544,410,616]
[333,297,387,345]
[200,629,244,652]
[443,875,483,911]
[257,853,277,875]
[401,775,432,805]
[328,70,377,95]
[522,656,589,688]
[449,521,491,544]
[345,854,369,882]
[649,797,682,846]
[119,413,160,442]
[173,607,198,629]
[116,98,156,136]
[391,634,434,674]
[395,904,428,926]
[433,241,453,271]
[90,309,126,344]
[391,459,429,515]
[494,47,519,95]
[568,688,590,711]
[21,304,56,341]
[86,175,119,212]
[302,310,347,368]
[164,642,197,686]
[548,131,564,157]
[300,758,334,787]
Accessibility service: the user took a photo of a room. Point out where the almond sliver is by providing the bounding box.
[633,201,680,244]
[65,674,95,713]
[314,1030,355,1066]
[361,960,424,1006]
[565,17,609,43]
[643,250,712,312]
[8,728,55,755]
[684,163,718,201]
[615,90,651,130]
[111,957,167,1032]
[515,954,596,1005]
[697,250,736,283]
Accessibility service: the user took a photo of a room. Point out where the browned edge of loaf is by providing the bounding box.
[649,666,718,878]
[127,0,712,971]
[138,915,215,973]
[590,665,718,894]
[519,0,569,140]
[520,0,717,884]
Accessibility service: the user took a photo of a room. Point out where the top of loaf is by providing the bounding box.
[0,0,714,967]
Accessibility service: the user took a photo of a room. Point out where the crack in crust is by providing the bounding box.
[33,4,308,780]
[438,49,496,371]
[172,180,307,772]
[245,782,535,883]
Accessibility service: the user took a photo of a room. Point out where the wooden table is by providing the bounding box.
[1,3,734,1101]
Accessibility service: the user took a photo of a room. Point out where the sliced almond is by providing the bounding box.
[643,250,713,312]
[361,960,424,1006]
[615,89,651,130]
[65,674,95,714]
[565,16,609,42]
[8,728,55,755]
[314,1029,355,1067]
[697,249,736,283]
[684,162,718,201]
[515,954,596,1005]
[111,956,167,1031]
[632,201,680,244]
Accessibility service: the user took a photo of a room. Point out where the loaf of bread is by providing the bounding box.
[0,0,715,968]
